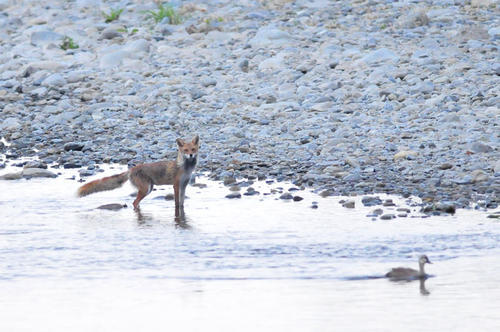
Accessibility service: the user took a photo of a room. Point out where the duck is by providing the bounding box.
[385,255,432,280]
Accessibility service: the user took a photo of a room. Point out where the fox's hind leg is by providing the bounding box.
[131,177,153,210]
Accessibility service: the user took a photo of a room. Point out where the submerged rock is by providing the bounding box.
[0,168,57,180]
[96,203,127,211]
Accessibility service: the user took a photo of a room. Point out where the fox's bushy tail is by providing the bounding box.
[77,171,129,197]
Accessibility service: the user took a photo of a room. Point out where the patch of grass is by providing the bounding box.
[204,17,224,25]
[102,8,124,23]
[60,36,79,50]
[116,27,139,35]
[145,2,182,24]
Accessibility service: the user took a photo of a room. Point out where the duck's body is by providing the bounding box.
[386,255,432,280]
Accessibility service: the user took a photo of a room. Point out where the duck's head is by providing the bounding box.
[419,255,432,265]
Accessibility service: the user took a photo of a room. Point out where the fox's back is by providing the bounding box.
[130,160,179,186]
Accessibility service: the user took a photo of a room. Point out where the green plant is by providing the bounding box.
[145,2,182,24]
[102,8,124,23]
[116,27,139,35]
[60,36,79,50]
[204,17,224,25]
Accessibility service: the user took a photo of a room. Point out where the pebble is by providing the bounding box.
[342,200,355,209]
[225,192,241,199]
[64,142,85,152]
[101,28,122,40]
[380,214,396,220]
[279,193,294,200]
[96,203,127,211]
[470,142,493,153]
[361,196,382,207]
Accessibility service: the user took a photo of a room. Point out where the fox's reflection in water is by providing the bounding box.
[135,206,192,230]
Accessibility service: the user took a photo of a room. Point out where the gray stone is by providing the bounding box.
[64,142,85,151]
[398,9,429,28]
[362,196,382,207]
[439,163,453,170]
[201,78,217,87]
[225,192,241,199]
[21,168,57,178]
[239,59,249,72]
[0,172,23,180]
[380,214,395,220]
[280,193,294,200]
[470,142,493,153]
[101,28,121,40]
[342,200,355,208]
[96,203,127,210]
[24,161,48,169]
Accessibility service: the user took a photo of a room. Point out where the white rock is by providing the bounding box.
[99,50,128,69]
[0,117,21,131]
[471,170,488,183]
[41,73,67,87]
[258,54,286,71]
[250,25,292,48]
[22,61,68,76]
[30,31,64,46]
[361,48,399,65]
[494,160,500,174]
[0,0,10,10]
[124,39,150,54]
[488,27,500,38]
[66,70,91,83]
[394,150,418,161]
[471,0,495,7]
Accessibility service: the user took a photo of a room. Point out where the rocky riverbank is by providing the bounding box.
[0,0,499,211]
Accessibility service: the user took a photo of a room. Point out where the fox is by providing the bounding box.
[77,135,200,211]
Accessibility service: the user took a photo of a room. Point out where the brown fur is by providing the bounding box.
[77,172,129,197]
[77,135,200,210]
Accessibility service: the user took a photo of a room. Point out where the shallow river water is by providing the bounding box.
[0,165,499,331]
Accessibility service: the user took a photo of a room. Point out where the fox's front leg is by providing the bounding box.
[173,181,180,208]
[179,178,190,207]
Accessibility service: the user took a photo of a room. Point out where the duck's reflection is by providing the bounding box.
[134,206,191,229]
[387,276,431,296]
[419,278,430,296]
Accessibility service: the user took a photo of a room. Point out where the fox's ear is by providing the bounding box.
[192,135,200,146]
[176,138,185,147]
